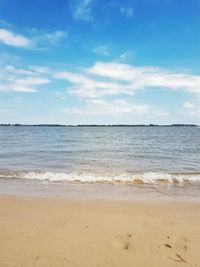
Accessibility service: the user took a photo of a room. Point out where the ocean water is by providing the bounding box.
[0,126,200,184]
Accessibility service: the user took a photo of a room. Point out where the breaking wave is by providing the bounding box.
[0,171,200,185]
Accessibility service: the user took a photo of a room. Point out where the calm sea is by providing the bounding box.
[0,126,200,184]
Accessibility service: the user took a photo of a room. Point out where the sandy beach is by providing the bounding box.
[0,195,200,267]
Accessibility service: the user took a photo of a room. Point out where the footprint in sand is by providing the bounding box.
[159,235,190,263]
[114,233,132,250]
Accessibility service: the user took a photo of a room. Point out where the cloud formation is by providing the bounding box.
[0,28,67,49]
[0,28,31,48]
[32,30,67,47]
[0,65,50,93]
[87,62,200,94]
[72,0,96,21]
[54,70,133,98]
[55,61,200,98]
[2,61,199,120]
[5,60,198,97]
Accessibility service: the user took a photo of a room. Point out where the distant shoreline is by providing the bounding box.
[0,124,199,127]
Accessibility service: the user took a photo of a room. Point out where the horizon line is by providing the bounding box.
[0,123,199,127]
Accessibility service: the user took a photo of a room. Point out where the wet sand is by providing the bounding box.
[0,195,200,267]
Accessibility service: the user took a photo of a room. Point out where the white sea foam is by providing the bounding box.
[1,171,200,184]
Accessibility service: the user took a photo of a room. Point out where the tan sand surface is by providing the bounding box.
[0,196,200,267]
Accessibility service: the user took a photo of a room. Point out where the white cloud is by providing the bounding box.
[72,0,95,21]
[87,62,200,94]
[28,65,52,74]
[54,71,134,98]
[93,45,110,56]
[2,61,200,121]
[15,77,49,86]
[0,77,49,93]
[5,65,37,76]
[32,30,67,47]
[0,28,31,48]
[63,99,150,116]
[43,31,67,44]
[0,28,67,49]
[120,7,134,18]
[54,62,200,99]
[0,65,50,93]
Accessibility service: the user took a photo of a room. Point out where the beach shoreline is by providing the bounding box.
[0,196,200,267]
[1,177,200,202]
[0,183,200,266]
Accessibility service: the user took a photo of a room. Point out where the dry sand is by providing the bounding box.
[0,196,200,267]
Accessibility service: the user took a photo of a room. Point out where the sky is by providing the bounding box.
[0,0,199,125]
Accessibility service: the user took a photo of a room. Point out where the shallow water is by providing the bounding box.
[0,126,199,184]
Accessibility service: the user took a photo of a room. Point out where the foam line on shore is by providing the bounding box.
[0,171,200,184]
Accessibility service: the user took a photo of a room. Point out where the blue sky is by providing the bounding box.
[0,0,199,124]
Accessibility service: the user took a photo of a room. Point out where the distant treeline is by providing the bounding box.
[0,124,199,127]
[0,124,66,127]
